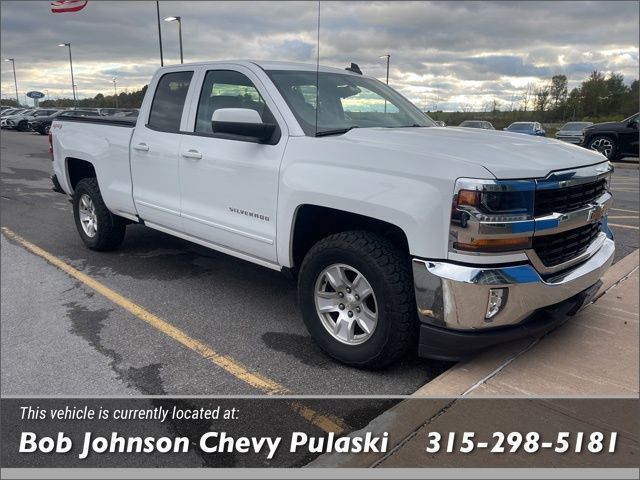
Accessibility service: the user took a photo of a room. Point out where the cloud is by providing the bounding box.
[1,1,638,110]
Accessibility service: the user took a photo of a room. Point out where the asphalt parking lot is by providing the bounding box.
[1,130,638,456]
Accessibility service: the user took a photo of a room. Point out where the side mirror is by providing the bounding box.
[628,120,638,129]
[211,108,276,142]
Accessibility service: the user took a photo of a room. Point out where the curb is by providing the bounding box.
[308,248,640,468]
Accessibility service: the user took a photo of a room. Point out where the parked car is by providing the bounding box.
[3,109,59,131]
[434,120,446,127]
[0,108,23,119]
[51,60,614,367]
[581,113,639,160]
[504,122,545,136]
[30,109,99,135]
[1,109,34,128]
[555,122,594,144]
[458,120,495,129]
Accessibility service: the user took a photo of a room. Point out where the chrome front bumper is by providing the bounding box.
[412,237,614,331]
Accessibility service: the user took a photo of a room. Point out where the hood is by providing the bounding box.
[584,121,622,130]
[332,127,607,179]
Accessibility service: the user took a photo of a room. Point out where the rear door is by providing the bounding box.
[130,69,195,230]
[177,65,288,264]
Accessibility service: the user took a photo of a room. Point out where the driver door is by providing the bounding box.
[178,66,288,265]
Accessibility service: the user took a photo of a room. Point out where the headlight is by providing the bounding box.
[450,179,535,253]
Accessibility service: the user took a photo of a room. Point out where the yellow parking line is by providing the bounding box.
[609,223,640,230]
[1,226,347,434]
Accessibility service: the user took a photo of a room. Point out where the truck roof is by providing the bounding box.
[157,60,363,76]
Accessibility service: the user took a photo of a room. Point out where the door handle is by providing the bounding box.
[181,149,202,160]
[133,143,149,152]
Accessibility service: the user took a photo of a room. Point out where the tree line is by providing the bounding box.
[37,85,148,109]
[522,71,638,122]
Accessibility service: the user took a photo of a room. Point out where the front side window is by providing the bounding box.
[148,70,193,132]
[267,70,434,136]
[194,70,275,134]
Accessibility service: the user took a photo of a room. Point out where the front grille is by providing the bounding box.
[535,179,607,216]
[532,222,601,267]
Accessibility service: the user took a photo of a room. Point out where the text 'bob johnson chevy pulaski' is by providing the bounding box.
[20,431,390,460]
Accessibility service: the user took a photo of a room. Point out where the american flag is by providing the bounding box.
[51,1,88,14]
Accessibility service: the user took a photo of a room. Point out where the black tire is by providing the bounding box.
[72,177,126,251]
[587,135,617,160]
[298,231,417,369]
[16,120,28,132]
[39,124,50,135]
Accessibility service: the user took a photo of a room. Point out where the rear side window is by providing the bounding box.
[148,71,193,132]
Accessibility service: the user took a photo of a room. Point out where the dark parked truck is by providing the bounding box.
[51,60,616,367]
[582,113,639,160]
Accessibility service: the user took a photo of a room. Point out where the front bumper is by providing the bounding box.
[556,135,583,144]
[413,237,614,359]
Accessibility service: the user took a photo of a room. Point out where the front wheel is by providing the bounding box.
[72,178,126,251]
[298,231,417,368]
[588,136,617,160]
[16,120,28,132]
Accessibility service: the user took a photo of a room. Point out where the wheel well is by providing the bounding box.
[291,205,410,268]
[587,132,617,143]
[67,158,96,190]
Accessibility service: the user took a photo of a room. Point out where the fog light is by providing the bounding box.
[486,288,508,320]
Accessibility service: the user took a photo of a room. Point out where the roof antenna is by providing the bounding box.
[314,0,320,136]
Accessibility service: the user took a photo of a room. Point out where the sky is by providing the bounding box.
[1,1,638,110]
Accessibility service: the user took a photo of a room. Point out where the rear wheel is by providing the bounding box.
[298,231,417,368]
[72,178,126,251]
[16,120,28,132]
[588,136,617,160]
[39,124,50,135]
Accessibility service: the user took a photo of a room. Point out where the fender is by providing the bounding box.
[276,136,490,266]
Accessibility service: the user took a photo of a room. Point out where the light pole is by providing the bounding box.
[3,58,19,106]
[164,16,183,64]
[112,77,118,107]
[156,1,164,66]
[58,43,77,108]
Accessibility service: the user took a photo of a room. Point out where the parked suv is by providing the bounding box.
[30,109,98,135]
[4,109,59,131]
[581,113,639,160]
[1,109,33,128]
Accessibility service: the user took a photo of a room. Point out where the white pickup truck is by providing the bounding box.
[51,60,615,368]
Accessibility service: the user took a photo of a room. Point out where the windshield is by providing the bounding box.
[507,123,532,131]
[623,113,639,123]
[561,122,591,131]
[266,70,435,136]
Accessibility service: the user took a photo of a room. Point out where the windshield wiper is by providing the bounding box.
[315,126,359,137]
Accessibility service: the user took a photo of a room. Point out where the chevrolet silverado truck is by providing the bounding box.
[50,61,615,368]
